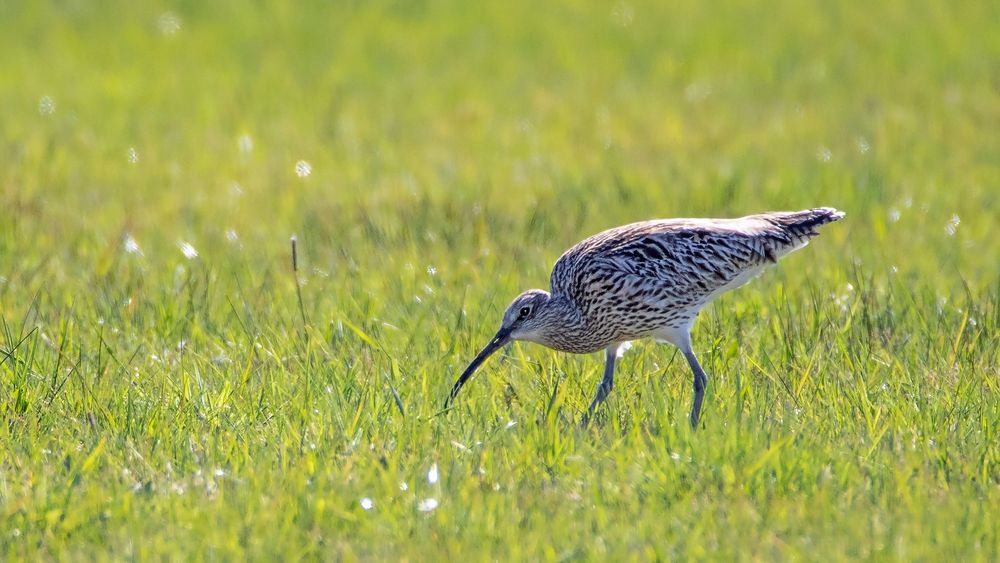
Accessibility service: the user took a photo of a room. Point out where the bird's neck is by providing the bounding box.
[537,295,593,353]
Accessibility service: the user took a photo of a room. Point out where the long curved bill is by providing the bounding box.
[445,328,512,408]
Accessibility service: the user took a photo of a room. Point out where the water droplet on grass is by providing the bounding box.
[856,137,871,154]
[945,214,960,236]
[360,497,373,510]
[38,96,56,115]
[124,234,143,256]
[178,241,198,259]
[399,481,409,491]
[238,134,253,154]
[127,148,139,164]
[295,160,312,177]
[157,12,182,35]
[816,146,832,162]
[427,463,439,484]
[417,498,438,512]
[888,209,901,222]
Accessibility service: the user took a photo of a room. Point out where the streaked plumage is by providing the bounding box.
[447,207,845,426]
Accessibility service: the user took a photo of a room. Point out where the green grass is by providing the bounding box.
[2,0,998,559]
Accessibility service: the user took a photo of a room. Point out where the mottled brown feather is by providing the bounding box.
[543,208,845,352]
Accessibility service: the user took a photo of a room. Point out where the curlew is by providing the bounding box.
[446,207,845,427]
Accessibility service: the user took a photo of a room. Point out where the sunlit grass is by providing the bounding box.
[1,0,998,559]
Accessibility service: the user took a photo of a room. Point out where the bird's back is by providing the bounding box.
[549,208,844,343]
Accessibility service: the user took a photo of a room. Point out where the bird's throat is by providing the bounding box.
[532,296,600,354]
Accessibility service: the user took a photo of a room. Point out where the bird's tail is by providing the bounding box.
[751,207,845,261]
[763,207,845,238]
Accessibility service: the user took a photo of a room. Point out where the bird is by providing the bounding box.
[445,207,845,427]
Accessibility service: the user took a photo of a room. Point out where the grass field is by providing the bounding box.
[2,0,999,559]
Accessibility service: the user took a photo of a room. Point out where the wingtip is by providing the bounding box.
[817,207,846,221]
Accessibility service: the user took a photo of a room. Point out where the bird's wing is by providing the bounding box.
[550,209,843,310]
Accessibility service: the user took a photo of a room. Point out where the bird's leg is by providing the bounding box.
[582,344,620,425]
[680,340,709,428]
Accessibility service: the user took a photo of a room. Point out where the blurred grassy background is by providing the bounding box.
[1,0,998,559]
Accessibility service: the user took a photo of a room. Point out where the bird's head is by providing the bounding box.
[445,289,551,406]
[499,289,553,343]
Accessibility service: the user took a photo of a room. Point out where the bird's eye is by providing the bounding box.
[518,306,531,319]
